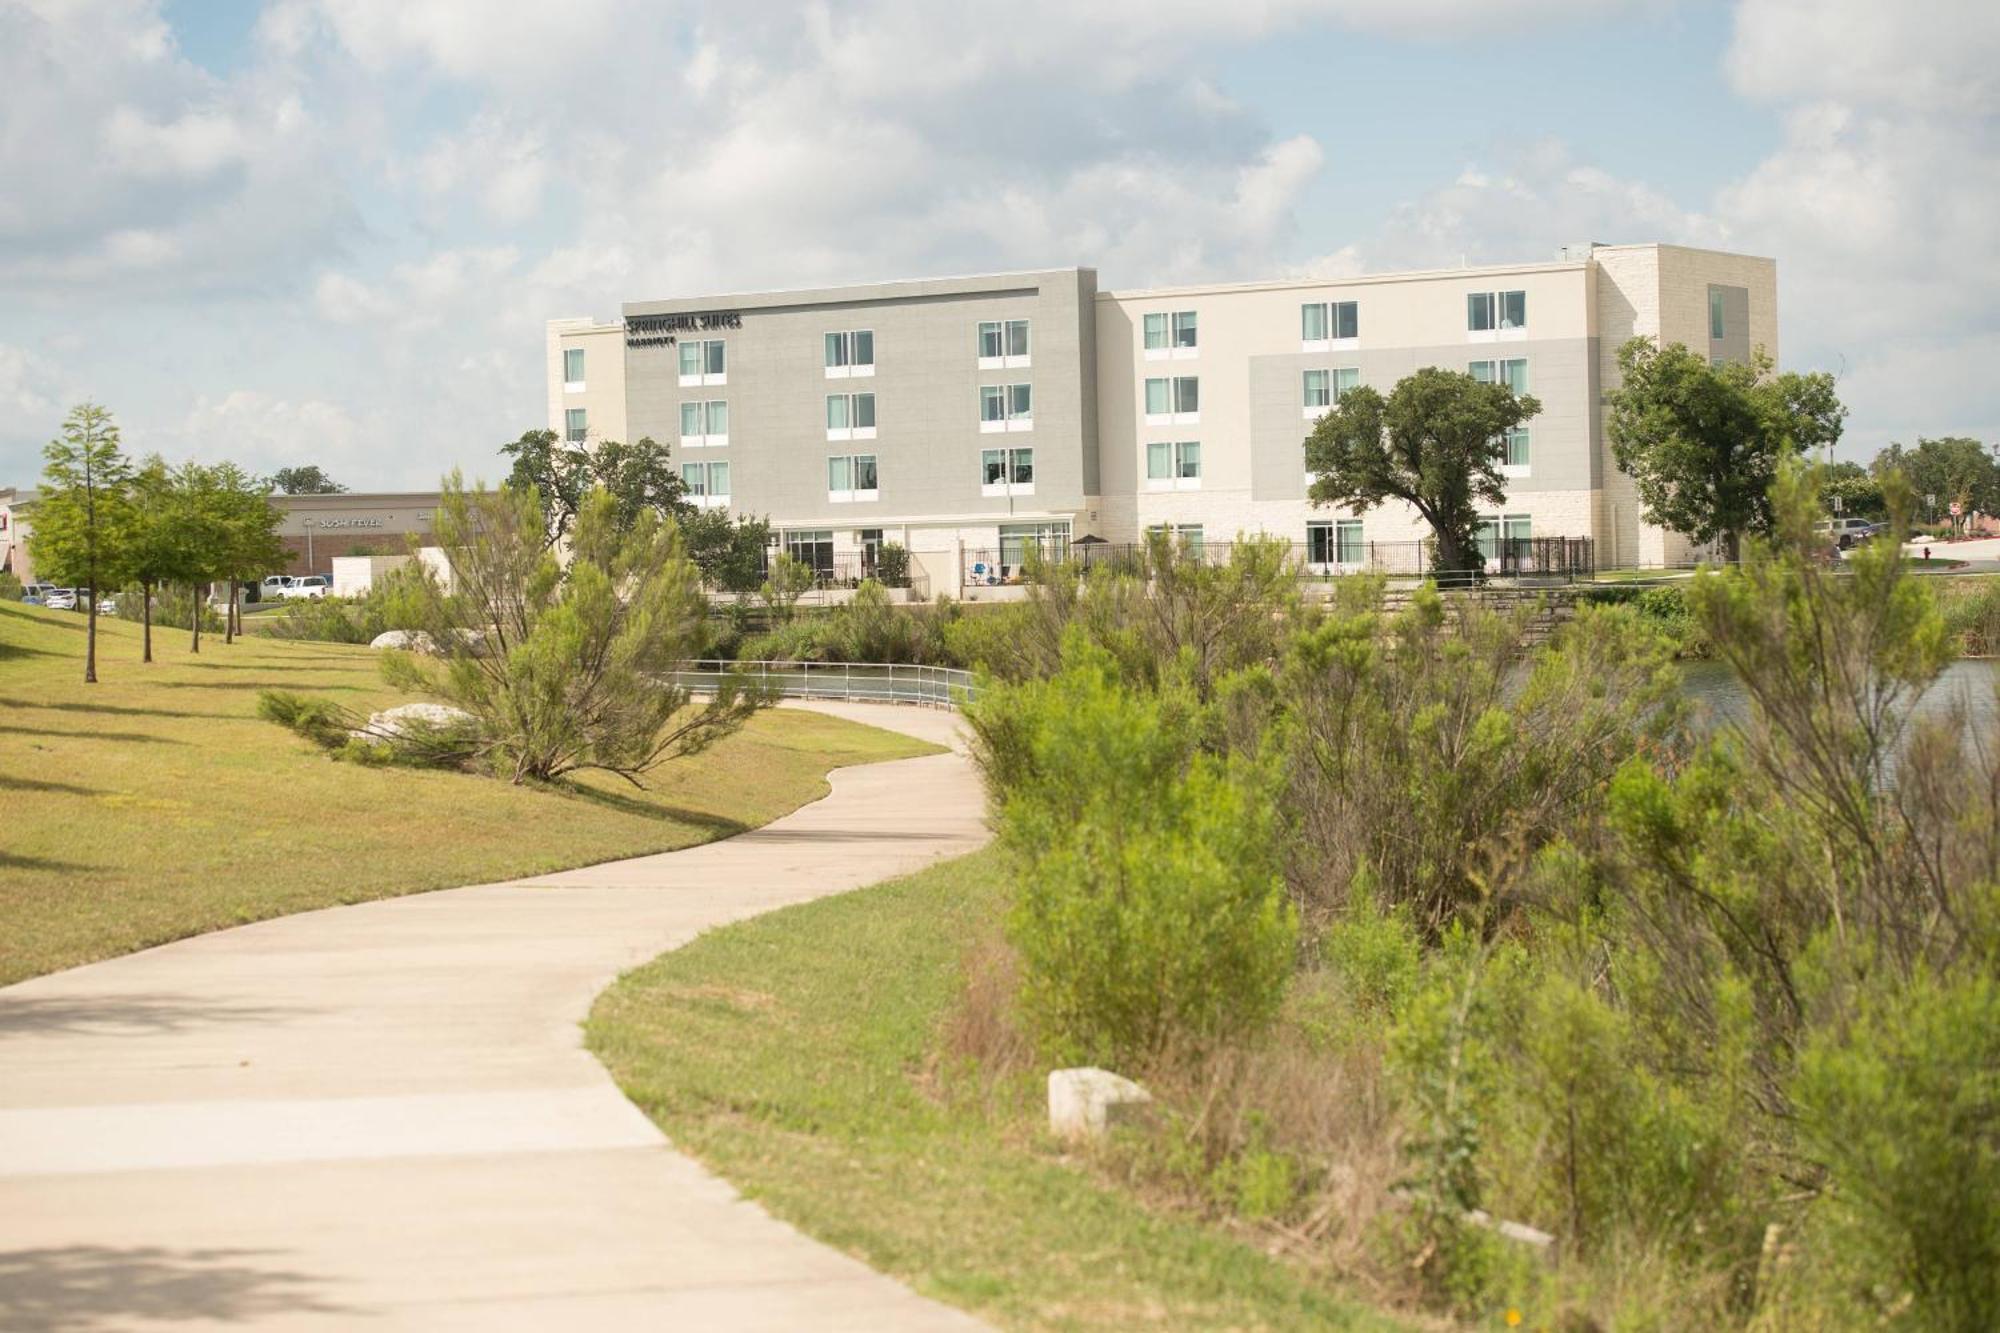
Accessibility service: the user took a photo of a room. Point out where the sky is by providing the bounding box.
[2,0,1995,490]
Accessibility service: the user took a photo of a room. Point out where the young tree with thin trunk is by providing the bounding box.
[30,403,133,683]
[1607,339,1845,561]
[173,461,227,654]
[212,463,287,643]
[1305,367,1540,578]
[124,455,186,664]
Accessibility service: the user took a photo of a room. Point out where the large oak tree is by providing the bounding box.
[1607,339,1845,561]
[1305,366,1539,577]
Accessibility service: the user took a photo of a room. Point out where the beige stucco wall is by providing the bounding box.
[546,319,629,447]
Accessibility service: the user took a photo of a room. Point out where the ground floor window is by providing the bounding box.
[998,520,1069,568]
[1477,514,1532,562]
[1307,519,1363,565]
[782,528,835,576]
[859,528,884,575]
[1147,522,1205,553]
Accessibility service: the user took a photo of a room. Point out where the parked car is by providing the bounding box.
[257,574,293,601]
[280,575,331,601]
[42,587,78,611]
[1816,516,1877,550]
[19,582,55,603]
[96,593,119,616]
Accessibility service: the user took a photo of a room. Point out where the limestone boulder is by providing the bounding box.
[1048,1067,1152,1142]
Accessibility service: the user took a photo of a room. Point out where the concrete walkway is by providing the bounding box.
[0,702,990,1331]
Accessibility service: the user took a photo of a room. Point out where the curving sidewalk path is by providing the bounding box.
[0,702,990,1331]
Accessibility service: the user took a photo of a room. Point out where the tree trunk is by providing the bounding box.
[225,580,236,645]
[1724,530,1742,565]
[84,577,98,683]
[232,581,242,639]
[191,583,202,654]
[142,579,153,663]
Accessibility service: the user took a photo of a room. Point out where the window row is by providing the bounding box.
[676,388,1041,446]
[680,451,1040,506]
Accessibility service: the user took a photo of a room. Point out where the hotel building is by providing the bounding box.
[547,243,1775,592]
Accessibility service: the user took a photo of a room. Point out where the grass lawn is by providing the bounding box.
[588,846,1403,1332]
[0,601,937,984]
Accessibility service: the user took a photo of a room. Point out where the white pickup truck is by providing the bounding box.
[275,575,332,601]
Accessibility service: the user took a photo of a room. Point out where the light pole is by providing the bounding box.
[304,519,314,571]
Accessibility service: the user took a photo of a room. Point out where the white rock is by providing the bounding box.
[359,702,477,740]
[1048,1067,1152,1142]
[369,630,436,652]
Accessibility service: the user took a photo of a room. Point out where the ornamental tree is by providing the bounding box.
[1606,339,1845,561]
[382,473,768,785]
[1305,366,1540,577]
[31,403,133,683]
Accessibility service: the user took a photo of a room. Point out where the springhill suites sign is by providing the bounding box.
[626,310,743,348]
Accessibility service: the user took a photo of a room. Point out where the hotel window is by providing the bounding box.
[826,392,877,441]
[563,347,585,389]
[1303,367,1360,419]
[783,529,835,577]
[1470,359,1532,470]
[999,520,1069,568]
[824,329,875,378]
[1142,310,1198,359]
[679,399,728,446]
[979,383,1033,432]
[827,453,879,503]
[681,460,730,505]
[678,338,727,386]
[981,446,1035,496]
[565,407,587,444]
[977,318,1030,369]
[1146,523,1205,554]
[1143,375,1200,424]
[1710,288,1726,339]
[1477,514,1533,562]
[1468,290,1527,336]
[1301,300,1359,348]
[1307,519,1365,567]
[1145,440,1201,490]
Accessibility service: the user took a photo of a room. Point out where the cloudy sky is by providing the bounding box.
[3,0,1995,489]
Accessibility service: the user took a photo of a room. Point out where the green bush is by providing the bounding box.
[975,642,1296,1067]
[876,542,911,589]
[1788,966,2000,1330]
[0,571,21,600]
[260,595,374,643]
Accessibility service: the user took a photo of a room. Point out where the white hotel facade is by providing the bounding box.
[547,242,1775,591]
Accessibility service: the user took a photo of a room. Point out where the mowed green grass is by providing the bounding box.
[0,601,937,984]
[588,847,1400,1332]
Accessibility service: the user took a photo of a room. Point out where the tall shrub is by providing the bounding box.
[383,474,769,784]
[972,641,1296,1067]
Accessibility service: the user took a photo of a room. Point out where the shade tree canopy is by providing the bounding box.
[1304,366,1540,577]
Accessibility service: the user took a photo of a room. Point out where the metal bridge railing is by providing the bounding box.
[666,660,978,711]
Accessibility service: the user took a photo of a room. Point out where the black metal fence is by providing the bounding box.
[962,537,1595,587]
[708,552,929,597]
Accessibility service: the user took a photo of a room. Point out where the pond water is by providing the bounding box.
[1679,658,2000,733]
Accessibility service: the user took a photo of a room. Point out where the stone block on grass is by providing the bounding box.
[1048,1067,1152,1142]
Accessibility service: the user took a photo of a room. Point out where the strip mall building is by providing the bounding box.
[541,240,1772,592]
